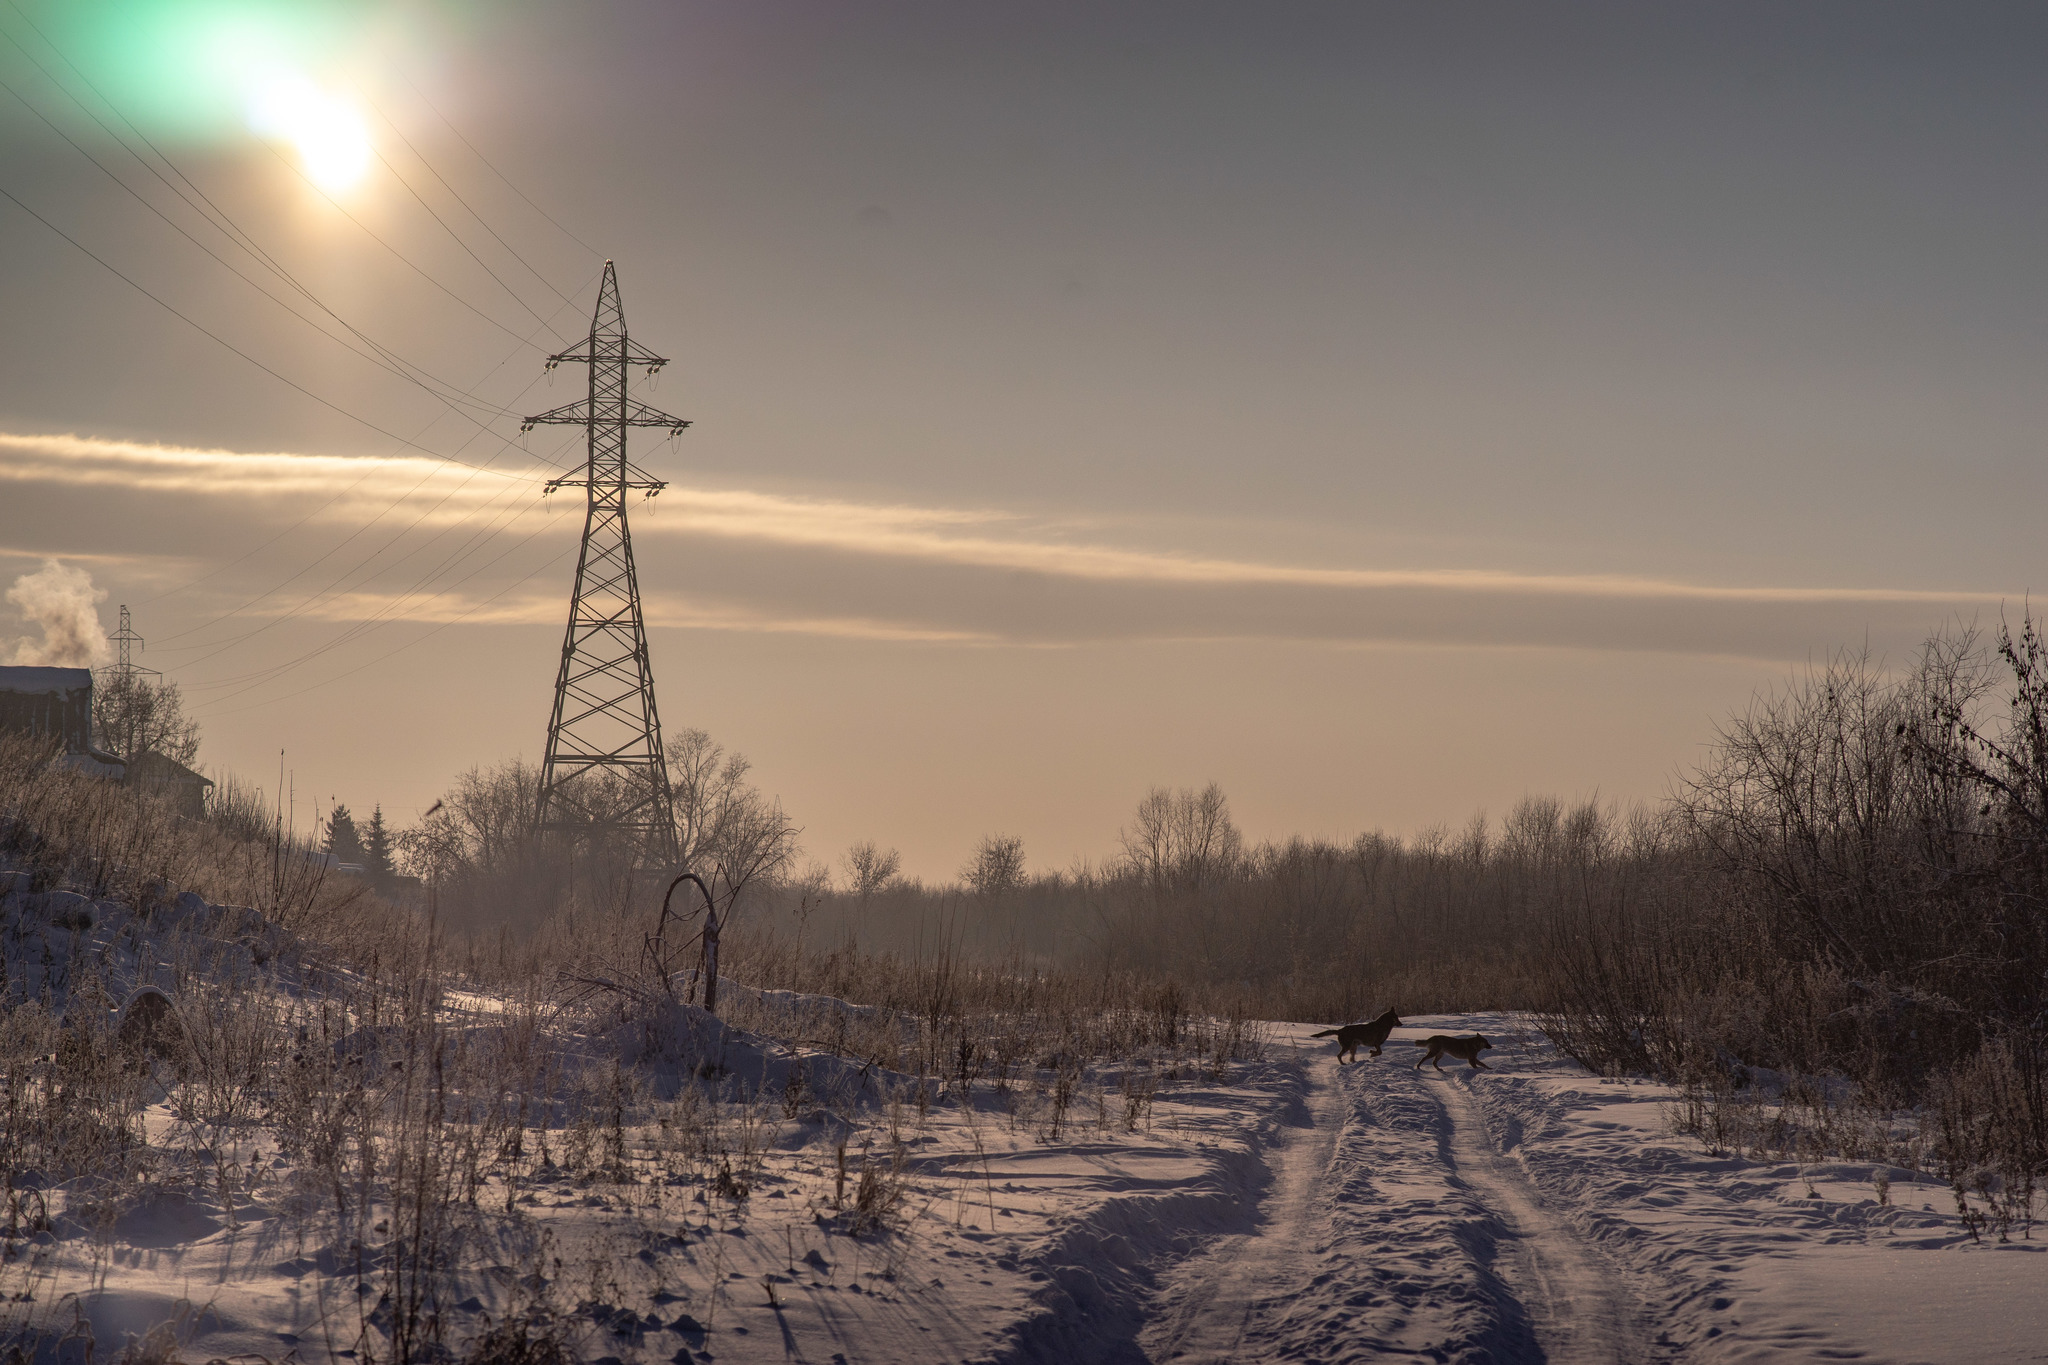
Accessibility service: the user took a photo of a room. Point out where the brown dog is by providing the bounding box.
[1413,1034,1492,1071]
[1311,1008,1402,1063]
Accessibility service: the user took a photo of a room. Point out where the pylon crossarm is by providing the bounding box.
[546,475,668,492]
[523,397,691,431]
[545,337,667,368]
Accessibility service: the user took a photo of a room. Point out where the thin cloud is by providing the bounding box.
[0,429,2009,611]
[275,586,995,643]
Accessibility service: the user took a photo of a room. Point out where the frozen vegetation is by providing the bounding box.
[1,616,2046,1362]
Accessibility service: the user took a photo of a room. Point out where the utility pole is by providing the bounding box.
[523,261,690,860]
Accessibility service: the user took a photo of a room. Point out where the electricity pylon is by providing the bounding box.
[108,605,158,682]
[524,261,690,858]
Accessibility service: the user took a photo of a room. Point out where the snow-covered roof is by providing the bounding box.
[54,750,125,780]
[0,665,93,695]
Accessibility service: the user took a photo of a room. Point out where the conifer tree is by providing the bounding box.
[325,804,365,866]
[364,805,395,878]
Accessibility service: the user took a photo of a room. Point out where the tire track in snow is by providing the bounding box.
[1137,1028,1653,1364]
[1139,1051,1345,1362]
[1425,1066,1646,1364]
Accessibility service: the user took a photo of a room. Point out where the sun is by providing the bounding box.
[246,71,372,193]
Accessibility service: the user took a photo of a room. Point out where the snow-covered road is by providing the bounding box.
[1431,1063,1642,1363]
[15,1002,2047,1363]
[1006,1013,2048,1364]
[1137,1020,1651,1364]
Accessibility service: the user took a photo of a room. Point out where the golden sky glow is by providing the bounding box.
[4,3,2046,876]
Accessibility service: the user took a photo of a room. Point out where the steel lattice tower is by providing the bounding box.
[109,605,156,682]
[524,261,691,855]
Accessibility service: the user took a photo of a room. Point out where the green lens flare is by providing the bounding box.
[26,1,377,140]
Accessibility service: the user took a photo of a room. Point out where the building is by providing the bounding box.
[126,750,215,820]
[0,666,133,778]
[0,666,94,752]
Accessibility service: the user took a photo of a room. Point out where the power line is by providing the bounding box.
[0,179,551,480]
[0,62,535,427]
[264,141,564,350]
[0,34,618,623]
[369,138,565,333]
[156,466,535,658]
[186,481,579,704]
[140,460,384,606]
[398,70,603,261]
[190,498,558,697]
[166,448,565,664]
[0,91,600,645]
[0,1,645,710]
[136,293,591,618]
[139,301,594,633]
[196,539,580,718]
[0,2,561,354]
[367,98,579,306]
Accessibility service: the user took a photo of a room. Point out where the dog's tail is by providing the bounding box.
[1310,1028,1340,1039]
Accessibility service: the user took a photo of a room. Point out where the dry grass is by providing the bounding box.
[8,615,2048,1355]
[0,731,415,956]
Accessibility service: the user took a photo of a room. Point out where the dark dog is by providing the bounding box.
[1311,1008,1402,1063]
[1413,1034,1492,1071]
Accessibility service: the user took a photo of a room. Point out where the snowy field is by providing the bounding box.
[5,882,2046,1364]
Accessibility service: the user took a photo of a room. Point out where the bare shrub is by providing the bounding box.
[1570,617,2048,1205]
[460,1313,578,1365]
[848,1144,907,1234]
[842,840,901,899]
[962,834,1025,898]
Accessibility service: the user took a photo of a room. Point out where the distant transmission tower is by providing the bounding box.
[523,261,691,857]
[108,605,158,682]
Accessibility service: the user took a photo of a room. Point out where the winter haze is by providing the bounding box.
[1,0,2042,875]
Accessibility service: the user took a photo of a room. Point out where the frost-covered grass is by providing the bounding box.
[0,857,1276,1365]
[7,865,2047,1365]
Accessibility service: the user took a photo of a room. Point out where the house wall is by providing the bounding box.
[0,668,93,752]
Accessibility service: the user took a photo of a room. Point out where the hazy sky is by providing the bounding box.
[1,2,2042,879]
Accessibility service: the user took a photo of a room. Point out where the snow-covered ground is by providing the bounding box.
[6,879,2045,1365]
[1139,1017,2048,1364]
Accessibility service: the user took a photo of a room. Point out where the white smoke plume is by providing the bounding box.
[5,559,110,667]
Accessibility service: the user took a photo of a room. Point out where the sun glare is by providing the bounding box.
[246,72,372,193]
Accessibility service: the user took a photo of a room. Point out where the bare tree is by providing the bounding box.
[963,834,1025,897]
[667,727,801,911]
[92,672,200,766]
[843,840,902,899]
[1118,783,1241,893]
